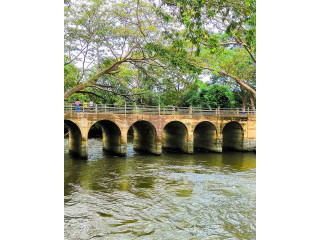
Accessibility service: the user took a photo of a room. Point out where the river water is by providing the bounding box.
[64,139,256,240]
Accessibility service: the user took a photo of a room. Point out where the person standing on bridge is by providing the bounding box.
[242,107,246,115]
[75,100,80,113]
[89,100,94,112]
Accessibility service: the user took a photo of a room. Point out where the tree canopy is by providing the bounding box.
[64,0,256,108]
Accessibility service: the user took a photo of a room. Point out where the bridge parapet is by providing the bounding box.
[64,104,256,117]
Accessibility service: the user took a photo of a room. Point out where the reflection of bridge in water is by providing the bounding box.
[64,104,256,159]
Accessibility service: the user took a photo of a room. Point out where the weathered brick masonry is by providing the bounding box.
[64,113,256,158]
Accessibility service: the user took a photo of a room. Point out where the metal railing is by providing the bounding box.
[64,103,256,116]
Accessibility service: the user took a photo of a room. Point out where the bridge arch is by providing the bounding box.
[127,120,161,155]
[193,121,221,152]
[163,121,192,153]
[222,121,244,151]
[64,119,85,157]
[88,120,125,156]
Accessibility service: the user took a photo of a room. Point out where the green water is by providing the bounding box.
[64,139,256,240]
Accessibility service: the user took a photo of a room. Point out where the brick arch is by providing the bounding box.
[162,120,193,153]
[163,120,189,135]
[222,121,244,151]
[193,121,217,133]
[220,120,245,136]
[64,119,81,133]
[163,118,193,133]
[64,118,88,139]
[64,119,87,158]
[193,121,221,152]
[122,119,158,133]
[88,119,121,134]
[87,119,125,156]
[127,120,161,155]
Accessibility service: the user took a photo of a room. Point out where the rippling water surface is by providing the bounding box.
[65,139,256,240]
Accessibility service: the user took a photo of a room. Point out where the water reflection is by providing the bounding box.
[65,138,255,239]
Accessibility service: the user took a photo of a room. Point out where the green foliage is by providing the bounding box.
[145,42,202,74]
[64,56,79,91]
[67,93,91,103]
[64,0,255,108]
[156,0,256,104]
[182,81,235,108]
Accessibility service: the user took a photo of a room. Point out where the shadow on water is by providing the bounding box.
[65,139,255,193]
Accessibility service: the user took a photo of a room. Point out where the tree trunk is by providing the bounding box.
[63,56,155,101]
[249,93,255,111]
[213,67,256,99]
[240,87,247,108]
[194,57,257,100]
[232,77,256,100]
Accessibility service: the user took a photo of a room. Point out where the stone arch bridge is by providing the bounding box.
[64,104,256,158]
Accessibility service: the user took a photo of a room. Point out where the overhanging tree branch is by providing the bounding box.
[76,90,107,99]
[195,64,256,99]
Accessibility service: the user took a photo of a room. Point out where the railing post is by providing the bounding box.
[105,104,106,113]
[95,104,98,114]
[158,104,160,115]
[83,103,84,113]
[247,107,249,117]
[218,106,220,116]
[70,104,72,113]
[125,102,127,116]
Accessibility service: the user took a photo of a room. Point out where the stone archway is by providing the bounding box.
[163,121,192,153]
[194,121,221,152]
[64,120,86,158]
[128,120,161,155]
[222,121,244,151]
[88,120,125,156]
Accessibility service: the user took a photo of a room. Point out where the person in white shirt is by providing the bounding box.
[89,100,94,111]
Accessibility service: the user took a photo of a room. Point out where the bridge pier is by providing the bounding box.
[99,120,125,156]
[119,136,127,156]
[184,139,194,154]
[101,127,126,156]
[155,137,162,155]
[68,136,88,158]
[213,139,223,152]
[65,120,88,158]
[101,131,126,156]
[243,140,256,151]
[79,138,88,158]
